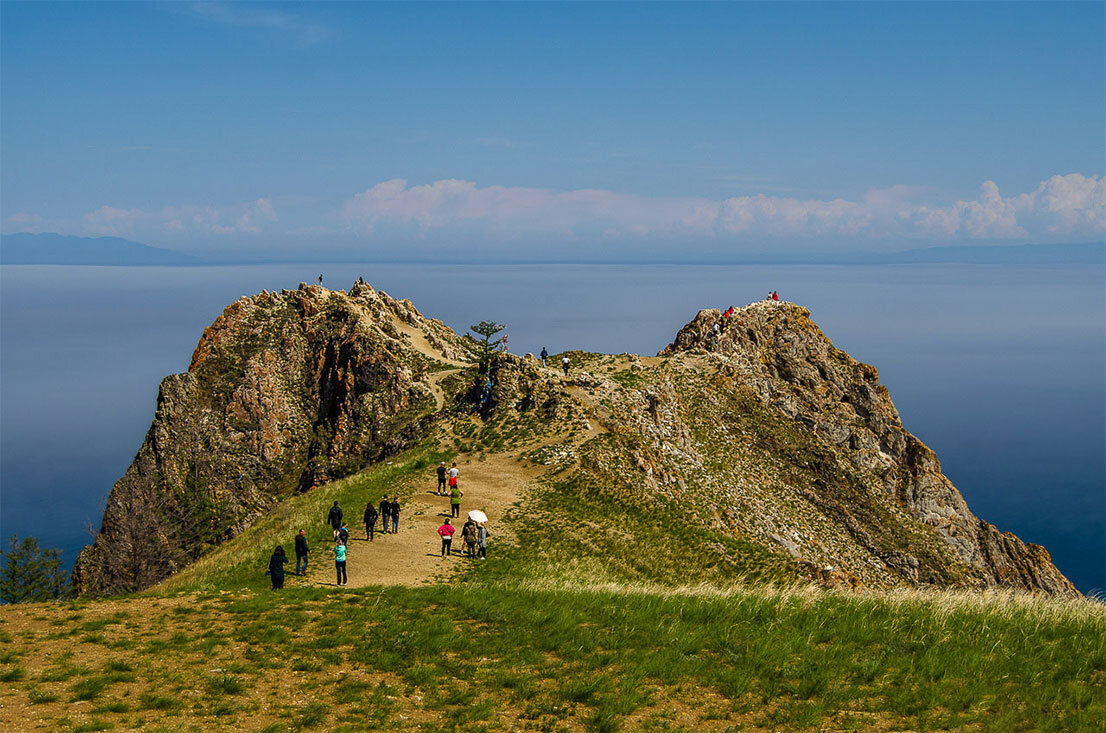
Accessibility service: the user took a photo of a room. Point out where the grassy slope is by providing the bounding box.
[160,444,450,594]
[1,583,1103,732]
[4,353,1104,731]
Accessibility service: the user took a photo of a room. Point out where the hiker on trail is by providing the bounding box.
[294,529,310,575]
[540,347,548,367]
[338,523,350,546]
[461,518,477,557]
[268,545,288,589]
[438,518,455,556]
[712,322,720,348]
[562,355,570,376]
[379,497,391,534]
[328,501,343,540]
[772,291,779,301]
[333,540,348,586]
[390,497,401,533]
[448,462,459,494]
[364,502,378,541]
[436,462,447,495]
[477,523,488,560]
[318,274,324,285]
[450,482,463,518]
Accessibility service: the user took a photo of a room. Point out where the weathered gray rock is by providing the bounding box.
[74,284,468,596]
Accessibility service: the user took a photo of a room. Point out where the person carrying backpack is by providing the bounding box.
[294,529,309,575]
[268,545,288,589]
[379,497,391,534]
[561,355,570,376]
[437,518,455,556]
[333,540,348,586]
[328,501,343,540]
[436,462,447,495]
[338,523,350,545]
[461,519,478,557]
[390,497,401,533]
[364,502,378,541]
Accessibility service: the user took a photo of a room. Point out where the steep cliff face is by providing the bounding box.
[75,287,1076,598]
[74,282,467,596]
[657,301,1077,595]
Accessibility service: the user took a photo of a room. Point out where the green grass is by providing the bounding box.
[5,579,1104,730]
[158,443,451,592]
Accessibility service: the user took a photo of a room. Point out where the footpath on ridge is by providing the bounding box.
[302,312,607,590]
[303,452,539,588]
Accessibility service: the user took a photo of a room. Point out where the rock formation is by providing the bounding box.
[73,282,467,595]
[75,288,1077,598]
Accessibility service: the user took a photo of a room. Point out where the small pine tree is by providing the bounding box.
[468,321,508,371]
[0,536,69,603]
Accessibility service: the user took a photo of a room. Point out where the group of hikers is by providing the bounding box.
[538,347,572,376]
[437,515,488,559]
[265,461,488,589]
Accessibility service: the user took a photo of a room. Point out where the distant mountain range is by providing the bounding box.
[1,232,1101,266]
[0,233,198,265]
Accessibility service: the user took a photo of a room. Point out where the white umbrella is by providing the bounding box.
[468,509,488,523]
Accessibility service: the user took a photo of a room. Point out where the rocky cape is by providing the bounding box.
[74,284,1077,597]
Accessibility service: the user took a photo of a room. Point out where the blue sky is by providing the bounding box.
[2,1,1103,259]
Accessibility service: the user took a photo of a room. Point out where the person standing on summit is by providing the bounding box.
[328,501,343,540]
[540,347,548,367]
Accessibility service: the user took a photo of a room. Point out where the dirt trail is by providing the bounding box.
[304,452,540,588]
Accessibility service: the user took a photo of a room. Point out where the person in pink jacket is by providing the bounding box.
[437,518,455,557]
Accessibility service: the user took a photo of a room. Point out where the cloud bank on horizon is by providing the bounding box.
[7,173,1103,254]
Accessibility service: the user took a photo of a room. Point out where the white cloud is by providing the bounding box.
[341,179,715,238]
[7,213,42,224]
[340,174,1105,243]
[82,198,278,237]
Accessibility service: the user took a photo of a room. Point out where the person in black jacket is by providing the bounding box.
[436,462,447,495]
[294,529,309,575]
[328,501,343,540]
[363,502,378,541]
[338,523,350,545]
[390,497,400,534]
[379,497,391,534]
[268,545,287,589]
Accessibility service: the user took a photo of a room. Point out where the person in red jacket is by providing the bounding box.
[437,518,456,556]
[772,291,779,301]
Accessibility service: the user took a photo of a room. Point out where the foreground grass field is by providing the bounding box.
[2,580,1103,732]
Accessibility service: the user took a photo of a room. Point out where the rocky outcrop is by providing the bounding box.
[74,283,468,596]
[660,301,1077,596]
[74,288,1076,598]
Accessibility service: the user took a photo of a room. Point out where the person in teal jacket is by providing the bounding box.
[333,541,347,586]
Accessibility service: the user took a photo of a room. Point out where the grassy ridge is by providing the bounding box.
[482,460,803,588]
[1,583,1102,731]
[160,444,449,593]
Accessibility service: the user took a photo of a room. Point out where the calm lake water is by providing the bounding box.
[2,263,1103,593]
